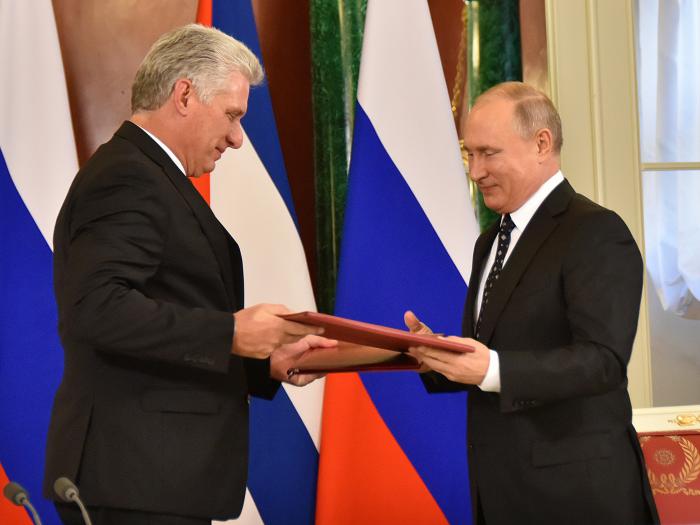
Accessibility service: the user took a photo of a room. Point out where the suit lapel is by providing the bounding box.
[115,121,242,310]
[477,180,574,344]
[171,176,243,310]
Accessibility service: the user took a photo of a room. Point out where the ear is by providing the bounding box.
[172,78,194,116]
[534,128,554,161]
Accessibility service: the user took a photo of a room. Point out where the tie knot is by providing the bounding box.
[500,214,515,234]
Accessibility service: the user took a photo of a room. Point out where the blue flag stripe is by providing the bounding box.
[0,149,63,524]
[335,104,472,525]
[248,392,319,524]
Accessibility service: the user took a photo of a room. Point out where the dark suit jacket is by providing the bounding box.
[423,180,659,525]
[44,122,278,519]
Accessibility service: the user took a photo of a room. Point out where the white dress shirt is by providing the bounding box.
[477,171,565,392]
[138,124,186,176]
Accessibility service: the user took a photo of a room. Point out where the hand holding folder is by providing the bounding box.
[280,312,473,376]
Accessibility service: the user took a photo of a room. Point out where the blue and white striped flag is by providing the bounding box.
[205,2,321,524]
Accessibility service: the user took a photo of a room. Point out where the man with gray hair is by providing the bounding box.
[44,24,330,525]
[406,82,658,524]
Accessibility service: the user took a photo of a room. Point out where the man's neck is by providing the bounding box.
[131,112,188,176]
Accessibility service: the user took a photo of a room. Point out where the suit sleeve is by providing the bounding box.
[244,358,280,399]
[498,210,643,412]
[420,371,469,393]
[59,161,233,373]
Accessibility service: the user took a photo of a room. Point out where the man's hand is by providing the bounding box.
[404,310,433,373]
[404,310,433,335]
[270,334,337,386]
[411,336,490,385]
[232,304,322,359]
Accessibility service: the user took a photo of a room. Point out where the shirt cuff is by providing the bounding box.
[478,350,501,392]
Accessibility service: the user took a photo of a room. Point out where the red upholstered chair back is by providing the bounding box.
[635,406,700,524]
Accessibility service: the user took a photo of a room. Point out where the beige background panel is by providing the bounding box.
[520,0,549,93]
[52,0,198,165]
[545,0,652,407]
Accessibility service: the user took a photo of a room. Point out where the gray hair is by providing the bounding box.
[476,81,563,153]
[131,23,264,112]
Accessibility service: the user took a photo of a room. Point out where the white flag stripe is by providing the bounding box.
[216,488,264,525]
[282,378,325,448]
[211,133,315,311]
[357,0,478,283]
[211,130,324,449]
[0,0,78,248]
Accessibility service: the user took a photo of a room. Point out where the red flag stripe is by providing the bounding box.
[191,0,212,204]
[316,373,448,525]
[0,463,32,524]
[196,0,212,26]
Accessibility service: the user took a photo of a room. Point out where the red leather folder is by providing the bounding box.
[281,311,473,376]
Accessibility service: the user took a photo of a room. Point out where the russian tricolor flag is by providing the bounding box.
[0,1,79,523]
[316,1,480,524]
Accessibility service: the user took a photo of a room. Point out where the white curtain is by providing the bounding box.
[637,0,700,319]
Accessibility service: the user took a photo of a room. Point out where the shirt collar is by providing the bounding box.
[136,124,186,176]
[509,170,564,231]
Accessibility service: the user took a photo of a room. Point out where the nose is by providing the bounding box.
[468,155,486,182]
[227,123,244,149]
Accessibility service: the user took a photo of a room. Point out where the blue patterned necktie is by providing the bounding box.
[475,214,516,340]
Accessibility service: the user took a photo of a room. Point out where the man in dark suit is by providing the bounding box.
[406,82,658,525]
[44,24,331,525]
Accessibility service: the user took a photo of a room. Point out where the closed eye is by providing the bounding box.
[466,149,500,159]
[226,110,244,122]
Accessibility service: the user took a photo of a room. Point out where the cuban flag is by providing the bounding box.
[196,2,322,524]
[315,1,480,524]
[0,0,79,523]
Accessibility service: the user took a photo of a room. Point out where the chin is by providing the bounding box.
[483,199,502,214]
[482,193,507,214]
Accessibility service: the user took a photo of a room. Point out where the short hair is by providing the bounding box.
[131,23,264,113]
[475,81,563,153]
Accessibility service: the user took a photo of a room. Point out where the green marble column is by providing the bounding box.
[467,0,522,231]
[310,0,366,313]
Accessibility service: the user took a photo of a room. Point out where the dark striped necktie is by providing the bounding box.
[475,214,515,340]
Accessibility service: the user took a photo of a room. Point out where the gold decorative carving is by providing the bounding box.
[670,414,700,427]
[451,4,470,174]
[450,4,468,122]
